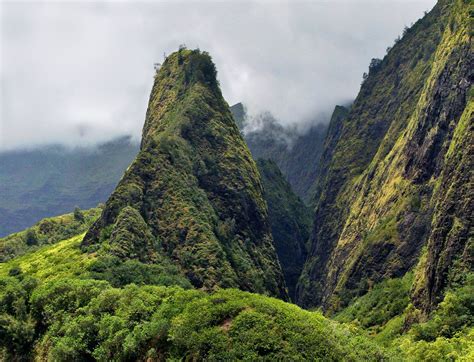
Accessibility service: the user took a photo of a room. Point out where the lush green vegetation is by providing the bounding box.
[0,207,101,262]
[409,274,474,343]
[0,234,95,282]
[0,226,193,292]
[1,3,472,359]
[335,272,413,331]
[1,234,469,361]
[0,272,388,361]
[1,229,473,361]
[89,256,192,289]
[0,229,386,361]
[335,270,474,360]
[298,0,472,314]
[392,276,474,361]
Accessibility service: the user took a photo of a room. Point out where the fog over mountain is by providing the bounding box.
[1,0,435,151]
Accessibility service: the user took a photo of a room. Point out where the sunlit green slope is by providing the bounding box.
[2,227,471,360]
[0,206,101,262]
[0,231,388,361]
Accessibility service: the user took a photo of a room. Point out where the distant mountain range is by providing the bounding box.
[0,137,138,236]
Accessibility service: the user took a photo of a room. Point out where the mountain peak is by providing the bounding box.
[82,49,288,299]
[141,48,222,149]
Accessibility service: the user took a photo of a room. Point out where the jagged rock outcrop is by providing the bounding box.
[257,159,312,300]
[230,102,246,130]
[83,49,287,299]
[297,0,472,313]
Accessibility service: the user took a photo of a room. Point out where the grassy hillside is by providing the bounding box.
[2,228,472,360]
[0,233,93,281]
[0,230,388,361]
[0,207,101,262]
[335,271,474,360]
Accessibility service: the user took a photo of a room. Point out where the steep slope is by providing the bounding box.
[0,136,138,237]
[306,105,350,205]
[298,0,472,313]
[257,159,312,300]
[334,271,474,359]
[82,49,287,298]
[231,104,328,202]
[411,94,473,312]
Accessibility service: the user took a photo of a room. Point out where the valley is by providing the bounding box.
[0,0,472,360]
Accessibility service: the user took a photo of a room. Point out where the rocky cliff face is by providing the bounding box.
[411,71,473,312]
[83,49,287,299]
[257,159,312,300]
[297,0,472,313]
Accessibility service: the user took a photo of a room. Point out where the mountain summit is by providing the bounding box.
[82,49,287,298]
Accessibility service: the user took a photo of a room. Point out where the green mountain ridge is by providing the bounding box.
[256,159,312,300]
[0,161,310,297]
[0,207,101,262]
[1,0,472,359]
[0,104,324,236]
[297,0,472,317]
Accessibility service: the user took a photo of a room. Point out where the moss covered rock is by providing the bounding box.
[82,49,287,299]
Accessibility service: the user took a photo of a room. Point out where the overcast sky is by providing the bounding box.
[0,0,436,151]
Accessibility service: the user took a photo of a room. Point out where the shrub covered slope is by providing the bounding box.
[0,207,101,262]
[0,268,386,361]
[2,228,471,361]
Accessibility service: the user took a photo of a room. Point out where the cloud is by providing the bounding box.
[0,0,435,151]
